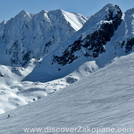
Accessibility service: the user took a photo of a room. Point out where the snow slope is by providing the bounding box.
[0,52,134,134]
[0,60,98,114]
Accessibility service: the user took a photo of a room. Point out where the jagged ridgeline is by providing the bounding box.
[0,4,134,82]
[53,4,123,66]
[0,9,87,66]
[25,4,134,82]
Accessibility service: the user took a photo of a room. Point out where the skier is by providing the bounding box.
[7,114,10,119]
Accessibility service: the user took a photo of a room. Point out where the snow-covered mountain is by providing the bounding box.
[0,9,87,114]
[25,4,134,82]
[0,9,87,66]
[1,3,134,116]
[0,52,134,134]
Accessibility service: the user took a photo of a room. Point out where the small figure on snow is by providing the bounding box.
[7,114,10,119]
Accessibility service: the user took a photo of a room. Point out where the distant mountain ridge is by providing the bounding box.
[0,9,87,66]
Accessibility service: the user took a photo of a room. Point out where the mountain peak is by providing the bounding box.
[102,3,119,9]
[15,10,31,19]
[104,3,116,7]
[35,10,48,19]
[101,3,121,14]
[39,10,48,14]
[80,3,122,33]
[19,10,28,15]
[0,20,7,25]
[125,7,134,15]
[48,9,65,16]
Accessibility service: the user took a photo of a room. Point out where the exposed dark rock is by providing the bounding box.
[125,38,134,52]
[66,77,78,84]
[22,51,31,66]
[53,6,123,66]
[0,72,4,77]
[10,41,20,65]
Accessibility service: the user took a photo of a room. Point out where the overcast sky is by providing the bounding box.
[0,0,134,22]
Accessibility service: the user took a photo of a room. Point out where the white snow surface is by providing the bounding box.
[0,60,98,114]
[0,52,134,134]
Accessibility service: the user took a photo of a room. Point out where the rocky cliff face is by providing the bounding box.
[53,4,123,66]
[119,8,134,53]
